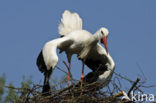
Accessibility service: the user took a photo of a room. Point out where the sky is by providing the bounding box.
[0,0,156,97]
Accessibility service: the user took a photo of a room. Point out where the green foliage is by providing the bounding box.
[20,75,33,99]
[0,74,34,103]
[21,75,33,89]
[4,83,19,103]
[0,74,69,102]
[0,73,6,101]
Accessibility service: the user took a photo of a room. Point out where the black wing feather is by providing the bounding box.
[36,50,47,73]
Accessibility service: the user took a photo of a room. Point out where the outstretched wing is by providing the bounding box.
[36,37,73,74]
[58,10,82,37]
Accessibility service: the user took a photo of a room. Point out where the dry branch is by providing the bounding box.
[4,63,155,103]
[128,78,140,96]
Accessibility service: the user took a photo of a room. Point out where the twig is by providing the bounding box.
[5,86,30,91]
[113,72,134,83]
[112,91,124,98]
[56,64,78,82]
[56,66,68,74]
[142,84,156,88]
[128,78,140,96]
[136,62,147,81]
[52,83,75,97]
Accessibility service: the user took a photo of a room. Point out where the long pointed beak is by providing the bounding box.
[102,36,108,54]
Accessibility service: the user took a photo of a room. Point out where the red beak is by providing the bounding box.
[101,36,108,54]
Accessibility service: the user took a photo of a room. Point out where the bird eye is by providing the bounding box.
[101,31,104,35]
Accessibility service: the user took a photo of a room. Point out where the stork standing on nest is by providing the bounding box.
[36,10,115,93]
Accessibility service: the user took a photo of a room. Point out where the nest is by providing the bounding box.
[4,64,154,103]
[5,81,136,103]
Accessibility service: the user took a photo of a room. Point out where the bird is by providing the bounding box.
[58,10,115,88]
[78,43,115,90]
[36,10,115,93]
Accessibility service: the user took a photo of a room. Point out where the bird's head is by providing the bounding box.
[99,27,109,54]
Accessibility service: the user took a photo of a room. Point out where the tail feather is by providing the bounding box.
[58,10,82,36]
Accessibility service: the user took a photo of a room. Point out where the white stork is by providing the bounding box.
[36,10,115,93]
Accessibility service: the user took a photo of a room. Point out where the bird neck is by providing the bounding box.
[93,30,115,70]
[93,30,102,43]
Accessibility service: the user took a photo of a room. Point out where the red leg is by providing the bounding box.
[67,62,71,87]
[81,62,85,88]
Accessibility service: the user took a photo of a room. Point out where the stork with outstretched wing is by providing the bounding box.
[36,10,115,93]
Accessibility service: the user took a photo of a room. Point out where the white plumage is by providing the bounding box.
[58,10,82,37]
[37,10,115,93]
